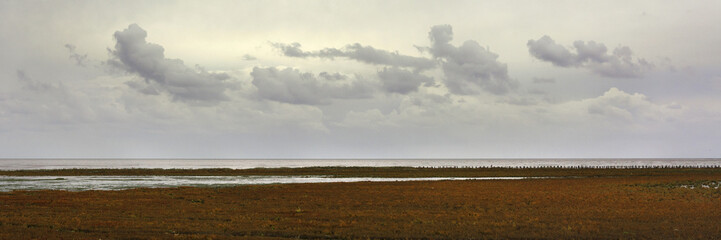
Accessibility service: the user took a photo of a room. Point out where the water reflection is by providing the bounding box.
[0,175,531,191]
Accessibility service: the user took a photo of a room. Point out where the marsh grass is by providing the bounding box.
[1,167,721,239]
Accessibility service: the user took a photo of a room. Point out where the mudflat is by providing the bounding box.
[1,168,720,239]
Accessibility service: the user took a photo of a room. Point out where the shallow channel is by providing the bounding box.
[0,175,535,191]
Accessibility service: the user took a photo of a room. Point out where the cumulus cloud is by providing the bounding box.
[377,67,434,94]
[251,67,374,105]
[425,25,517,95]
[527,35,654,78]
[270,25,516,96]
[587,92,636,117]
[271,42,436,70]
[526,36,576,67]
[585,87,675,121]
[107,24,232,103]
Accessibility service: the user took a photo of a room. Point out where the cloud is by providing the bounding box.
[318,72,348,81]
[321,43,437,70]
[124,81,160,95]
[336,109,389,128]
[336,92,458,129]
[271,42,436,70]
[16,70,60,92]
[585,87,674,121]
[527,89,547,95]
[6,70,97,124]
[532,77,556,84]
[588,46,654,78]
[503,96,539,106]
[270,25,516,96]
[526,36,577,67]
[377,67,434,94]
[107,24,232,104]
[64,44,88,67]
[527,35,654,78]
[427,25,517,95]
[242,54,257,61]
[270,42,310,58]
[251,67,374,105]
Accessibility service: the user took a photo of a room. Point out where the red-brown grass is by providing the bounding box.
[1,168,720,239]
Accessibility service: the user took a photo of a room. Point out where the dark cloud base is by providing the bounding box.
[271,24,517,97]
[527,35,653,78]
[107,24,232,104]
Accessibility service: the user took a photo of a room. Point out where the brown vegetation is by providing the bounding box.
[1,168,720,239]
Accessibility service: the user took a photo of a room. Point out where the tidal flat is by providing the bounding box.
[1,167,720,239]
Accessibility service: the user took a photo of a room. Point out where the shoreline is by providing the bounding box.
[1,170,720,239]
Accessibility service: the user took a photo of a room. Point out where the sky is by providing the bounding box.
[1,1,720,158]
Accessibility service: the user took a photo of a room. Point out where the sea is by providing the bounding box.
[1,158,719,191]
[2,158,719,170]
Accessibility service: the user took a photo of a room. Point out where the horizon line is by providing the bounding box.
[2,157,720,160]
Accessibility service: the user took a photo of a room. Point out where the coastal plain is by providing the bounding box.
[1,167,720,239]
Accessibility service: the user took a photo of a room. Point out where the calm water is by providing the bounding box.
[1,158,719,170]
[0,175,530,191]
[1,159,718,191]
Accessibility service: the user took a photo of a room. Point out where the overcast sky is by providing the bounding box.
[1,1,720,158]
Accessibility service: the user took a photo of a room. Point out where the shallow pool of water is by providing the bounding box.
[0,175,531,191]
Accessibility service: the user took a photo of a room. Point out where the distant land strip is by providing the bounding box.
[2,166,721,177]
